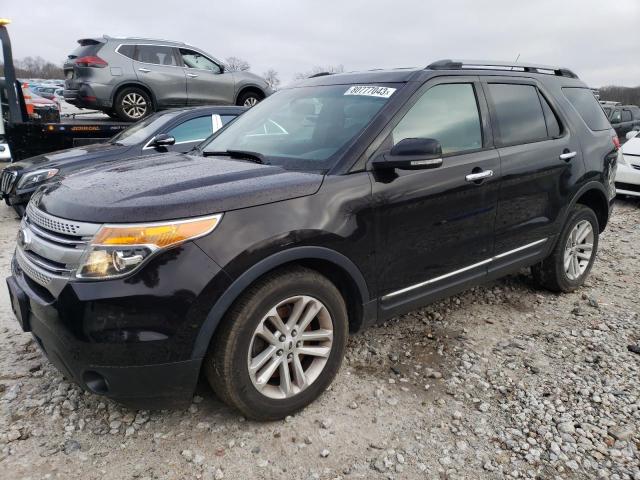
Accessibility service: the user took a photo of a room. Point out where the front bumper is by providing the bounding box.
[615,159,640,197]
[7,242,232,409]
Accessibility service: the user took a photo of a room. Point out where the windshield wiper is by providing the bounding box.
[203,149,268,164]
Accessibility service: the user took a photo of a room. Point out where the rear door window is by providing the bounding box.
[622,110,632,122]
[610,109,621,123]
[167,115,214,143]
[391,83,482,154]
[562,87,611,131]
[135,45,179,66]
[487,83,547,145]
[540,94,562,137]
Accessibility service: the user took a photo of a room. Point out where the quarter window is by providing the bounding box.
[562,87,611,131]
[117,44,135,60]
[392,83,482,154]
[135,45,178,66]
[622,110,632,122]
[180,49,221,73]
[167,116,214,143]
[487,83,547,145]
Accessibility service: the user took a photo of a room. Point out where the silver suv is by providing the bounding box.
[63,36,272,121]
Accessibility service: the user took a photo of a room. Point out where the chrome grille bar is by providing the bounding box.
[1,169,17,194]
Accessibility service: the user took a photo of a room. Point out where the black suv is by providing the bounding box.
[6,60,618,420]
[608,104,640,142]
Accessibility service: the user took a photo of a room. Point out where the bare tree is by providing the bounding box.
[224,56,250,72]
[599,85,640,106]
[262,69,280,90]
[0,56,64,79]
[294,64,345,80]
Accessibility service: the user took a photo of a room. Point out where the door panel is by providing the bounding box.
[484,79,584,257]
[179,48,235,105]
[371,78,499,314]
[132,45,186,108]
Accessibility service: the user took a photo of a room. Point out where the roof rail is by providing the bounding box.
[103,35,186,44]
[426,59,578,79]
[308,72,333,78]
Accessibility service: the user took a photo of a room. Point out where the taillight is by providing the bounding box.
[612,135,621,150]
[75,55,108,68]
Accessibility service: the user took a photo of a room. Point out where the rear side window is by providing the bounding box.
[168,116,214,143]
[135,45,179,66]
[622,110,632,122]
[117,44,135,59]
[562,87,611,131]
[220,114,237,125]
[487,83,547,145]
[540,95,562,138]
[392,83,482,154]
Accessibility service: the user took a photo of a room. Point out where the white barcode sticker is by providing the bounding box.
[344,85,396,98]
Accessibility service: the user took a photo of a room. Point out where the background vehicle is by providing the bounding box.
[1,21,131,161]
[63,36,273,121]
[7,60,617,420]
[615,129,640,197]
[31,85,57,100]
[607,104,640,142]
[1,105,244,215]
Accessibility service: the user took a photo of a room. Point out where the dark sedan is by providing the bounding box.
[1,105,245,215]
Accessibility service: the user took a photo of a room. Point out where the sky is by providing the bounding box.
[3,0,640,88]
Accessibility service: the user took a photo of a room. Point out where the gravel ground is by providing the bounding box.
[0,198,639,480]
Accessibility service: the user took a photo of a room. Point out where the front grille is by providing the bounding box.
[15,204,101,294]
[1,169,17,194]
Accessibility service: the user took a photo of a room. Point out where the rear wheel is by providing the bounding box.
[204,267,348,420]
[114,87,153,122]
[532,204,599,292]
[236,91,262,107]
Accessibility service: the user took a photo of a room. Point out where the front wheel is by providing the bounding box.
[236,91,262,107]
[532,204,599,292]
[204,267,348,420]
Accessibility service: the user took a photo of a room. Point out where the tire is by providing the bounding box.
[204,266,348,420]
[12,203,26,218]
[114,87,153,122]
[236,91,262,107]
[104,109,120,120]
[532,204,599,292]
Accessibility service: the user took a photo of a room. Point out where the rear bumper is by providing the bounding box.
[64,83,111,109]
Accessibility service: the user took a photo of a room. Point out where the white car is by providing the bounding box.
[616,130,640,197]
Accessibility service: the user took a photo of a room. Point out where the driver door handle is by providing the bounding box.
[186,73,199,78]
[560,150,577,161]
[138,68,151,73]
[466,170,493,182]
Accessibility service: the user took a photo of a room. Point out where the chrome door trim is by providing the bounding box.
[382,238,547,300]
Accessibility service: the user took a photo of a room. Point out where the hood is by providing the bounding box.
[35,152,323,223]
[8,143,129,174]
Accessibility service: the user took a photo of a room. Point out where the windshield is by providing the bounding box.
[110,111,181,146]
[201,84,398,171]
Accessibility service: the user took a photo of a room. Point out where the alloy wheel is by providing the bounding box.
[121,93,148,119]
[243,96,259,107]
[564,220,594,280]
[247,295,334,399]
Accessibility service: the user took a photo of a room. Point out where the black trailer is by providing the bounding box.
[0,19,129,162]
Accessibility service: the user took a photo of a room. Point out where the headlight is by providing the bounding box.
[76,214,222,279]
[17,168,58,189]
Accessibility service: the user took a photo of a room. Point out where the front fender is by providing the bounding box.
[190,246,370,359]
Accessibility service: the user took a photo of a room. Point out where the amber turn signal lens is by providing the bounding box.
[92,214,222,249]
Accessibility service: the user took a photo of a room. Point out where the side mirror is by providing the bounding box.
[152,133,175,148]
[372,138,443,171]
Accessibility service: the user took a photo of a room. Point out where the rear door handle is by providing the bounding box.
[138,68,151,73]
[186,73,199,78]
[560,151,577,161]
[466,170,493,182]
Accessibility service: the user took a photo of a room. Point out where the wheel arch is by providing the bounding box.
[191,246,373,359]
[569,182,611,233]
[234,85,265,104]
[110,81,157,110]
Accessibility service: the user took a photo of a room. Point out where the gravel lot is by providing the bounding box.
[1,197,639,480]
